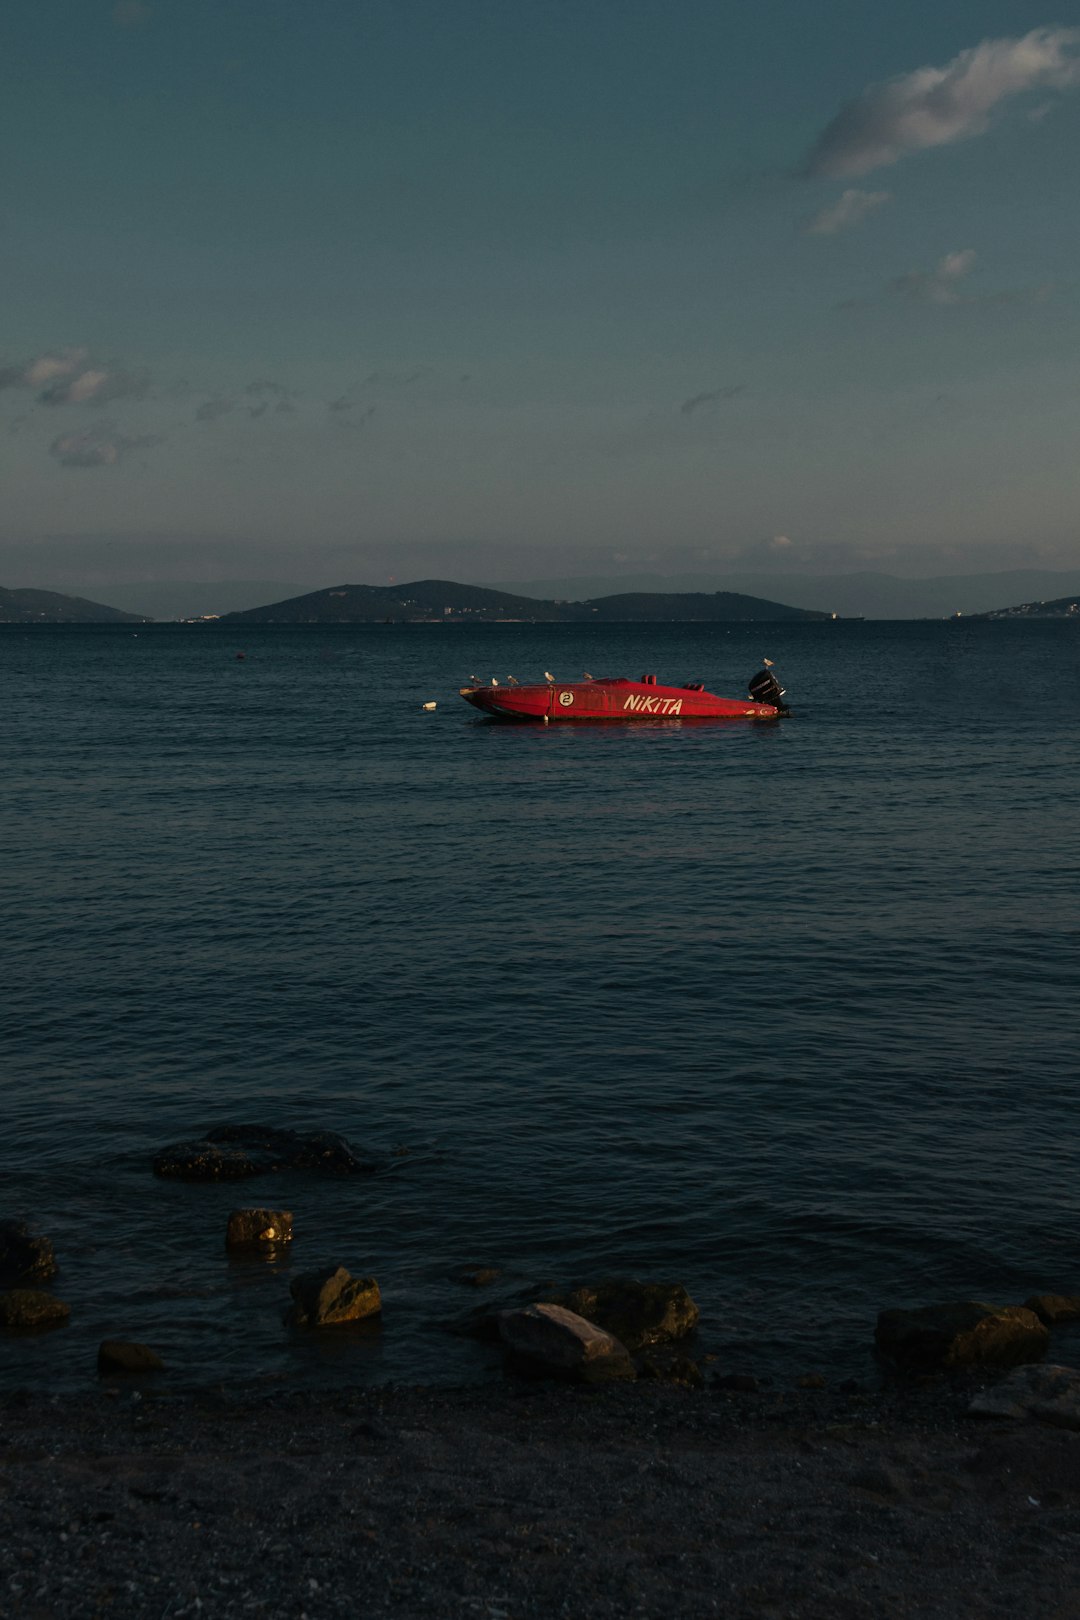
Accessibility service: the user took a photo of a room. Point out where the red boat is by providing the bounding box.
[459,668,787,722]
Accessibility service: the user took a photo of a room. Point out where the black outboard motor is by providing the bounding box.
[748,660,788,712]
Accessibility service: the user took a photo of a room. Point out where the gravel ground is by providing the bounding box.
[2,1378,1079,1619]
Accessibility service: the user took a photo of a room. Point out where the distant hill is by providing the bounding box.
[976,594,1080,620]
[586,591,830,622]
[496,569,1080,620]
[221,579,831,624]
[0,586,150,624]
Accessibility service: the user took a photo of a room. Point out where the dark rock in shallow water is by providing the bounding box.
[153,1140,273,1180]
[287,1267,382,1328]
[542,1281,700,1352]
[226,1208,293,1248]
[209,1126,376,1175]
[0,1290,70,1332]
[98,1340,165,1373]
[499,1303,636,1384]
[1025,1293,1080,1325]
[0,1221,58,1284]
[152,1126,381,1181]
[876,1301,1049,1371]
[454,1265,502,1288]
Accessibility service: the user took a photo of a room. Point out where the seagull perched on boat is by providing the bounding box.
[469,675,481,686]
[506,675,519,686]
[583,671,594,680]
[490,676,499,686]
[544,671,555,683]
[763,657,774,667]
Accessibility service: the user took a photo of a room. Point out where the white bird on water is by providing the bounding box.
[469,674,481,686]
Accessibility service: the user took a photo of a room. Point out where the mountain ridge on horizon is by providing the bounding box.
[5,569,1080,624]
[221,579,832,624]
[493,568,1080,621]
[0,586,149,625]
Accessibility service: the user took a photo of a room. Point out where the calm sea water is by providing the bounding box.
[2,619,1079,1392]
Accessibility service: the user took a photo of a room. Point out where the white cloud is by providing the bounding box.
[805,27,1080,177]
[39,367,151,406]
[63,369,110,403]
[805,187,891,235]
[893,249,978,304]
[21,349,88,388]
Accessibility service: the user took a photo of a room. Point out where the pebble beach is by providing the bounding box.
[3,1378,1080,1619]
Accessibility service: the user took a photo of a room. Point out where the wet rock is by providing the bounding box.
[1024,1294,1080,1325]
[455,1266,502,1288]
[98,1340,166,1374]
[969,1363,1080,1430]
[152,1125,380,1181]
[0,1221,57,1284]
[636,1351,703,1387]
[287,1266,381,1328]
[542,1281,699,1352]
[499,1303,636,1383]
[226,1209,294,1249]
[0,1290,70,1332]
[875,1301,1049,1371]
[152,1140,270,1180]
[796,1373,827,1389]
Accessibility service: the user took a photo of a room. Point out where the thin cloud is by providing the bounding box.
[804,187,891,235]
[362,368,430,387]
[680,385,746,416]
[195,396,235,422]
[39,368,150,406]
[0,348,88,391]
[805,27,1080,178]
[892,249,978,304]
[26,348,88,387]
[245,379,297,415]
[0,349,150,407]
[50,425,161,468]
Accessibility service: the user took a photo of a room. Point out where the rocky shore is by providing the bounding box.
[5,1149,1080,1617]
[2,1376,1079,1619]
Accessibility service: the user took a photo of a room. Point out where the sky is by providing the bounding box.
[2,1,1080,594]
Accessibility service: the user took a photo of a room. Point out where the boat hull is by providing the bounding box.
[459,677,779,722]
